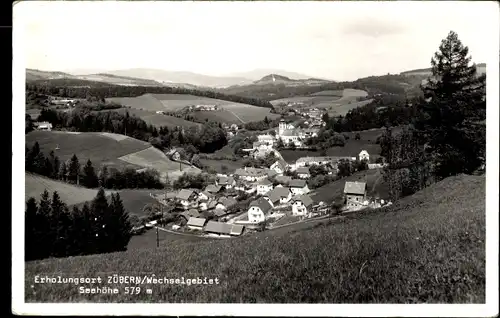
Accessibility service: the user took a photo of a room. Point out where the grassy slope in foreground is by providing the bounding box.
[25,174,485,303]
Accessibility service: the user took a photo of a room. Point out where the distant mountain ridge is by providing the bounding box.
[400,63,486,76]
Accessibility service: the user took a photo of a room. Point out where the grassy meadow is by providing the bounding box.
[25,174,485,303]
[25,173,116,206]
[99,107,202,129]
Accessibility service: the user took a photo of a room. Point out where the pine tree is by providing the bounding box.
[82,159,99,188]
[50,191,70,257]
[67,154,80,184]
[25,197,39,261]
[90,187,110,253]
[58,161,67,181]
[416,31,486,179]
[107,193,132,252]
[49,151,60,179]
[37,190,53,259]
[25,142,40,172]
[98,165,109,188]
[80,202,96,255]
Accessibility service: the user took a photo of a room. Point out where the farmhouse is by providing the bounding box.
[33,121,53,131]
[234,167,268,182]
[274,175,292,185]
[289,179,310,195]
[197,191,214,202]
[264,186,292,207]
[257,134,275,146]
[296,167,311,179]
[204,221,245,237]
[256,178,274,196]
[248,197,273,223]
[176,189,199,209]
[291,194,314,216]
[216,176,235,189]
[186,217,207,231]
[205,184,223,194]
[359,150,370,162]
[270,159,288,174]
[343,181,367,208]
[215,196,238,211]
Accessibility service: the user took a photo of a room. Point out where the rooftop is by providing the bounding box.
[187,217,206,227]
[289,179,307,188]
[249,197,273,214]
[292,194,314,207]
[344,181,367,195]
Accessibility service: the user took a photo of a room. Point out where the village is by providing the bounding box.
[136,111,391,239]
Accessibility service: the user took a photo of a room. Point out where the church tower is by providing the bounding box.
[278,119,286,136]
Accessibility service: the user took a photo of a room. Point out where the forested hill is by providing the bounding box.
[26,79,273,109]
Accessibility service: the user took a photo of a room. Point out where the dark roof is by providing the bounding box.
[187,217,206,227]
[259,178,273,186]
[293,194,314,207]
[289,179,307,188]
[187,208,200,217]
[205,184,222,193]
[217,176,234,185]
[343,181,366,195]
[204,221,232,235]
[176,189,194,200]
[214,208,229,217]
[296,167,310,174]
[266,187,291,203]
[217,196,237,208]
[249,197,273,213]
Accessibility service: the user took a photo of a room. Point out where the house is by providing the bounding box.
[197,191,214,202]
[199,198,218,211]
[279,129,302,147]
[230,124,239,131]
[270,159,288,174]
[216,176,235,189]
[359,150,370,162]
[265,169,278,179]
[234,181,257,194]
[205,184,223,194]
[166,148,182,161]
[298,128,320,139]
[204,221,245,237]
[295,156,356,168]
[186,217,207,231]
[175,189,199,209]
[253,141,273,151]
[274,175,292,185]
[248,197,273,223]
[234,167,267,182]
[343,181,367,208]
[296,167,311,179]
[215,196,238,211]
[257,134,275,146]
[291,194,314,216]
[34,121,53,131]
[256,178,274,195]
[264,186,292,207]
[289,179,310,195]
[156,111,165,115]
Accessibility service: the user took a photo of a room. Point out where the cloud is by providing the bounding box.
[341,17,408,38]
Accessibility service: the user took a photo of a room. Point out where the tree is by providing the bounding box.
[25,197,39,261]
[355,133,361,140]
[67,154,80,184]
[107,193,132,251]
[337,159,352,178]
[82,159,99,188]
[90,187,109,253]
[98,165,109,187]
[50,191,70,257]
[36,190,53,259]
[416,31,486,179]
[26,114,34,134]
[58,161,67,181]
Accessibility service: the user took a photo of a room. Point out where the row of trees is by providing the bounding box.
[26,81,273,108]
[243,116,281,131]
[35,108,228,154]
[25,189,132,261]
[382,31,486,200]
[26,142,163,189]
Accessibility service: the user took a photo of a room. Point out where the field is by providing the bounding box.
[25,173,115,206]
[311,168,388,203]
[191,110,243,125]
[25,174,485,303]
[26,131,199,180]
[199,158,243,174]
[118,146,201,181]
[127,227,207,250]
[109,93,279,124]
[99,107,202,129]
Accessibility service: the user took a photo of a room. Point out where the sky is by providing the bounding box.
[14,1,499,81]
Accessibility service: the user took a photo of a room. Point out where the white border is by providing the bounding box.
[12,1,499,316]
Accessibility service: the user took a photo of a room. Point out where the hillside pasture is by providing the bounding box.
[118,146,201,181]
[311,168,387,203]
[199,158,243,174]
[127,226,207,250]
[106,94,165,112]
[25,173,115,206]
[219,103,280,123]
[25,174,485,303]
[99,107,202,129]
[26,131,151,170]
[191,110,242,125]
